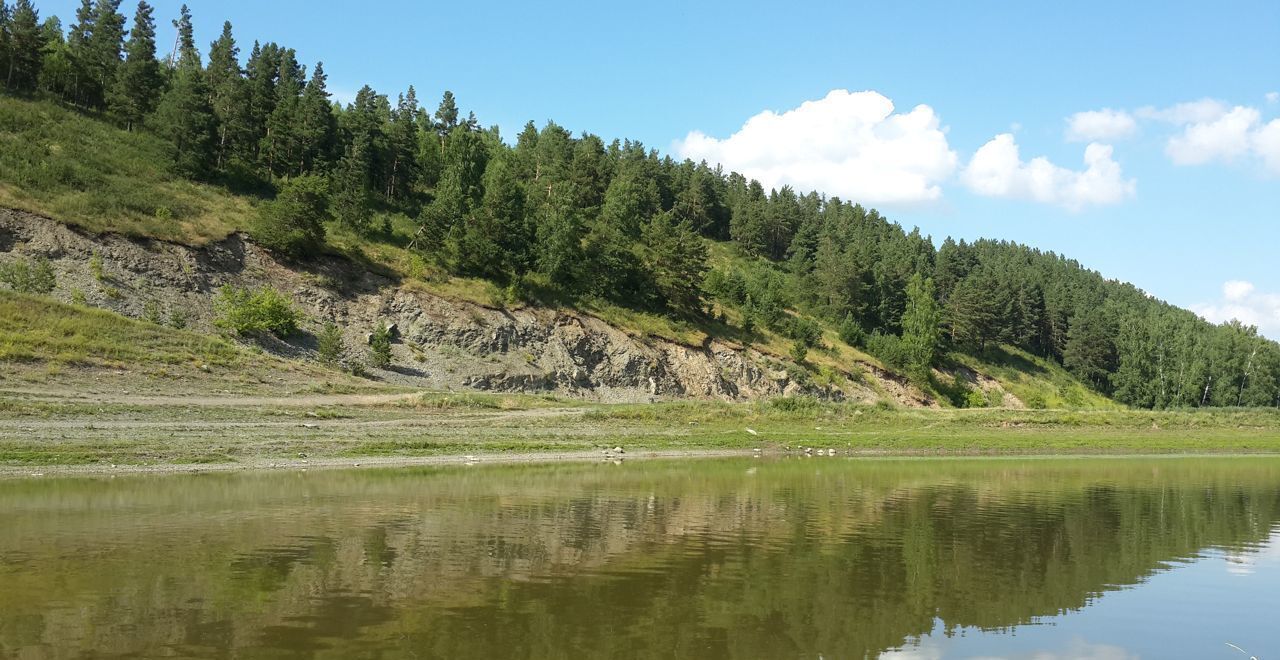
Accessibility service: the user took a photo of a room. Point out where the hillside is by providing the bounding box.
[0,85,1269,408]
[2,45,1278,412]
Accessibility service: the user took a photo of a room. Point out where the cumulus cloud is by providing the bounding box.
[1133,99,1280,176]
[1065,108,1137,142]
[1135,98,1230,124]
[1192,280,1280,339]
[961,134,1135,210]
[1267,92,1279,105]
[673,90,958,205]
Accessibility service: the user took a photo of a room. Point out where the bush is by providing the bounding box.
[787,316,823,348]
[142,300,163,324]
[214,285,300,337]
[368,321,392,369]
[250,175,329,258]
[167,308,188,329]
[789,340,809,364]
[316,322,344,366]
[965,389,989,408]
[838,313,865,347]
[0,257,56,294]
[866,331,908,368]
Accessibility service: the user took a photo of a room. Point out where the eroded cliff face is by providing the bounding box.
[0,209,933,405]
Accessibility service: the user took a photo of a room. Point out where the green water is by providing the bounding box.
[2,457,1279,659]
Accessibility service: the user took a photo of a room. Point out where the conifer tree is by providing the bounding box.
[297,61,335,174]
[259,48,303,177]
[4,0,43,91]
[900,273,943,379]
[84,0,123,106]
[64,0,94,104]
[107,1,161,130]
[0,1,11,87]
[642,211,709,315]
[150,4,215,178]
[206,21,250,171]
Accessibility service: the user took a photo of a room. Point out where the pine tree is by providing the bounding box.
[642,211,709,315]
[83,0,124,107]
[149,4,214,178]
[0,1,11,88]
[947,271,1000,350]
[250,174,328,258]
[35,15,71,95]
[1063,307,1116,392]
[107,1,161,130]
[65,0,95,104]
[330,143,374,234]
[385,86,419,202]
[900,273,943,379]
[296,61,335,174]
[4,0,43,91]
[259,48,303,177]
[206,21,250,171]
[244,41,280,163]
[433,89,458,150]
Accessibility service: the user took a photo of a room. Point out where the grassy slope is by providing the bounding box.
[0,94,1110,409]
[0,96,253,244]
[0,290,386,396]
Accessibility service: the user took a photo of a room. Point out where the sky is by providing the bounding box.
[37,0,1280,337]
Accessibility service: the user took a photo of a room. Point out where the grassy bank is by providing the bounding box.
[2,391,1278,471]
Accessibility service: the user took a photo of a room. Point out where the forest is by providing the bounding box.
[2,0,1278,408]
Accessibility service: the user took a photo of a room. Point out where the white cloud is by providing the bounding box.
[1065,109,1137,142]
[1165,105,1260,165]
[1192,280,1280,339]
[1135,99,1280,176]
[673,90,958,205]
[1136,98,1229,124]
[1224,280,1255,301]
[1266,92,1279,105]
[961,134,1135,210]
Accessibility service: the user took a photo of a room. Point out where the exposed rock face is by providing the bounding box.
[0,209,931,405]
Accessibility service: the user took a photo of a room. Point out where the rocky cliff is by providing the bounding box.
[0,209,934,405]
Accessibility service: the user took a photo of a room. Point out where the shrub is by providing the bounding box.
[0,257,56,294]
[368,321,392,369]
[142,300,163,324]
[789,340,809,364]
[214,285,300,337]
[965,389,989,408]
[167,308,188,329]
[866,331,908,369]
[787,316,823,348]
[838,313,865,347]
[316,322,344,366]
[250,175,329,258]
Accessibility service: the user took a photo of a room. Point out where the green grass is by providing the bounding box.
[0,290,381,394]
[0,289,245,367]
[0,96,253,244]
[2,395,1279,468]
[953,345,1118,409]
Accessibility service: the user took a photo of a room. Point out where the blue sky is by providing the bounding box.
[37,0,1280,335]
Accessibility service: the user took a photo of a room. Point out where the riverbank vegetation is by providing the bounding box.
[1,0,1278,409]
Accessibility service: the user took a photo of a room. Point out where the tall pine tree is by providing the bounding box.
[149,4,215,178]
[107,0,161,130]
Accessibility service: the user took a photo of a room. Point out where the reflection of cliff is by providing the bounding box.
[1,458,1279,659]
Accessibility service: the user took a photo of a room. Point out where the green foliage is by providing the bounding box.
[838,313,865,347]
[142,299,162,324]
[367,320,392,369]
[866,332,908,370]
[251,174,328,258]
[0,256,55,294]
[316,321,343,366]
[213,285,300,337]
[789,341,808,365]
[167,307,187,329]
[900,273,942,378]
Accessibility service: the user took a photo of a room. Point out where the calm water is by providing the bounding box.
[2,457,1279,659]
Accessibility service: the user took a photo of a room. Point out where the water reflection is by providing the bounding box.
[1,457,1279,658]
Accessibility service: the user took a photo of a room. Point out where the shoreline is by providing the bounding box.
[5,447,1280,479]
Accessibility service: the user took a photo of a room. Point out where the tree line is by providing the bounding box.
[2,0,1277,408]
